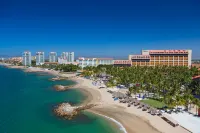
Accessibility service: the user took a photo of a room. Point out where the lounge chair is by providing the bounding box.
[157,110,163,116]
[119,99,123,103]
[138,104,143,109]
[134,102,139,106]
[151,110,157,115]
[142,106,148,111]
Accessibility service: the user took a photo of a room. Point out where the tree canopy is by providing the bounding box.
[83,65,200,109]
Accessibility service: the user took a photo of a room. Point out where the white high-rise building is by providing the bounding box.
[61,52,68,60]
[49,52,57,62]
[61,52,74,62]
[36,52,45,65]
[22,51,31,66]
[68,52,74,62]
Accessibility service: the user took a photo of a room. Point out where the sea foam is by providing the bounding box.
[93,112,128,133]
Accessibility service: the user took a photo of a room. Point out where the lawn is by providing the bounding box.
[141,99,166,108]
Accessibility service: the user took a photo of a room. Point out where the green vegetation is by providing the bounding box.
[82,65,200,109]
[55,64,80,72]
[141,99,166,108]
[34,63,80,72]
[31,60,36,66]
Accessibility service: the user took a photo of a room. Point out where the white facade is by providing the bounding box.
[49,52,57,62]
[22,51,31,66]
[68,52,74,62]
[36,52,45,65]
[58,57,68,64]
[58,57,77,65]
[77,57,113,68]
[61,52,74,62]
[188,50,192,67]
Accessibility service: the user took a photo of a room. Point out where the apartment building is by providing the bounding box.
[36,52,45,65]
[77,57,113,68]
[61,52,74,62]
[49,52,57,62]
[22,51,31,66]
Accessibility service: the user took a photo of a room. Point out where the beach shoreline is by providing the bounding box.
[1,64,190,133]
[70,77,190,133]
[71,77,160,133]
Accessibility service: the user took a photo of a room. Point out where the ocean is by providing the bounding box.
[0,66,122,133]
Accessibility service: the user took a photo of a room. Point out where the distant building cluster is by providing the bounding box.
[20,49,193,68]
[22,51,75,66]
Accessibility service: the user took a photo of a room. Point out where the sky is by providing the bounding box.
[0,0,200,59]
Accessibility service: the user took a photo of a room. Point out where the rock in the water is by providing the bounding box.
[54,85,74,91]
[54,103,97,120]
[50,77,68,81]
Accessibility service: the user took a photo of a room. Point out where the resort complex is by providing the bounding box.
[18,49,195,68]
[1,48,200,133]
[129,50,192,67]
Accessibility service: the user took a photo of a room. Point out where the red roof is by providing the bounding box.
[192,75,200,80]
[149,50,188,54]
[192,63,200,68]
[131,55,150,59]
[78,57,113,60]
[114,60,131,64]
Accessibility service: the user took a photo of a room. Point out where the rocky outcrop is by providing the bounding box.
[53,85,75,91]
[54,103,97,120]
[50,77,68,81]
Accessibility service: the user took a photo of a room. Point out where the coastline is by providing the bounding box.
[71,77,160,133]
[0,64,190,133]
[71,77,190,133]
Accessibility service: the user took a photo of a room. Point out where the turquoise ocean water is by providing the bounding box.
[0,66,122,133]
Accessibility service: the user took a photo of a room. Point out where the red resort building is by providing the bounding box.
[113,60,132,67]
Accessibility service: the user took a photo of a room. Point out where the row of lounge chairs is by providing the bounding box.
[112,92,179,127]
[117,96,163,116]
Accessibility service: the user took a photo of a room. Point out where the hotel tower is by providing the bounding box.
[36,52,45,65]
[49,52,57,62]
[61,52,74,62]
[22,51,31,66]
[129,50,192,67]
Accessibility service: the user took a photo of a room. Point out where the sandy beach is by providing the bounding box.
[71,77,190,133]
[1,64,190,133]
[23,67,60,76]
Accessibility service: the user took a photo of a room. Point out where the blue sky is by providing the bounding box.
[0,0,200,59]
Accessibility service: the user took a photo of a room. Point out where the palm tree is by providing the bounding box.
[82,64,199,109]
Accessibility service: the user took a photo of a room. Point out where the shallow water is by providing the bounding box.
[0,66,122,133]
